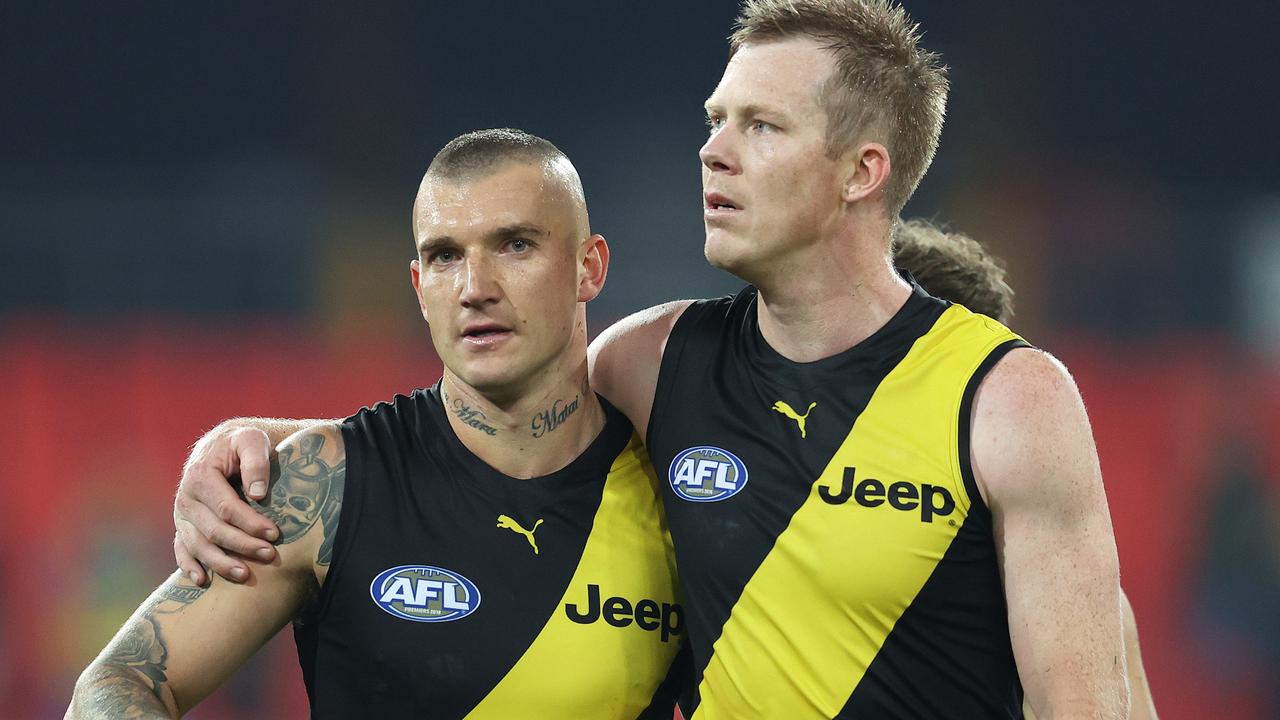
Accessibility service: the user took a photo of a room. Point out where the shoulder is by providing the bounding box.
[588,300,696,437]
[344,388,432,429]
[975,347,1080,417]
[277,423,347,473]
[970,348,1099,509]
[251,423,347,569]
[589,300,696,368]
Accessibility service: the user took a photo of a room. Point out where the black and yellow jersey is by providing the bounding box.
[295,383,686,719]
[646,284,1029,719]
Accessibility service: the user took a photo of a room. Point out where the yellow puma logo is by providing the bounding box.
[771,400,817,439]
[496,514,544,555]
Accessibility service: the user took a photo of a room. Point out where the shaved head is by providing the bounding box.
[413,128,590,241]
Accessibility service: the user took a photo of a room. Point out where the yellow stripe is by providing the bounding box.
[693,307,1019,719]
[465,436,681,719]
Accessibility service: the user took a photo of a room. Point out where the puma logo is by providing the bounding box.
[771,400,817,439]
[496,514,544,555]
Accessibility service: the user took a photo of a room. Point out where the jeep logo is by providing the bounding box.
[564,584,683,643]
[818,466,956,523]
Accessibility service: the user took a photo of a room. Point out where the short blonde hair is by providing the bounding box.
[730,0,948,214]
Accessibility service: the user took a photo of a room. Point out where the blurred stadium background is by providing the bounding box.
[3,2,1279,717]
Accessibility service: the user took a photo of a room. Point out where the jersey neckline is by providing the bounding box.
[422,380,634,488]
[738,279,944,388]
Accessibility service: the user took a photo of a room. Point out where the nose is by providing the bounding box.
[459,255,501,309]
[699,125,739,174]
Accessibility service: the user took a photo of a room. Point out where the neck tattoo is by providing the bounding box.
[531,394,581,438]
[443,388,499,436]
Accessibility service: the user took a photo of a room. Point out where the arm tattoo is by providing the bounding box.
[530,393,581,438]
[316,458,345,567]
[78,672,171,719]
[74,580,208,718]
[99,617,169,705]
[250,431,346,548]
[156,584,207,605]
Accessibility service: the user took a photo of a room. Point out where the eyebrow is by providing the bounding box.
[416,222,548,254]
[703,100,787,121]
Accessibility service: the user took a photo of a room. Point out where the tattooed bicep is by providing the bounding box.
[249,425,346,565]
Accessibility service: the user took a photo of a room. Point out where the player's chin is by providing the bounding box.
[456,361,520,390]
[704,232,753,275]
[458,353,540,394]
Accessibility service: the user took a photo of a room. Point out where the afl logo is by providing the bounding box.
[668,446,749,502]
[369,565,481,623]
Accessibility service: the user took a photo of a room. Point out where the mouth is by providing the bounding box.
[460,323,514,347]
[704,192,742,220]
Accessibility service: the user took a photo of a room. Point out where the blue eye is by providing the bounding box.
[750,120,775,133]
[429,249,458,265]
[706,116,725,132]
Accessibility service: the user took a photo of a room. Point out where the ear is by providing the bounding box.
[841,142,891,205]
[409,258,431,323]
[577,234,609,303]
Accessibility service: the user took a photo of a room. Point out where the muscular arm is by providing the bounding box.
[1023,588,1158,719]
[70,426,346,718]
[1122,590,1158,720]
[66,579,214,719]
[174,417,336,584]
[588,300,691,441]
[972,348,1128,718]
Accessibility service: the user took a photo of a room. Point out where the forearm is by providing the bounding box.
[68,662,178,719]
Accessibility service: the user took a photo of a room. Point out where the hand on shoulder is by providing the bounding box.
[173,418,336,585]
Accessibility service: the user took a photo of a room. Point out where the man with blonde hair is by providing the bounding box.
[172,1,1129,717]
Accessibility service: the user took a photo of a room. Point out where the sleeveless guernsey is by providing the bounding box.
[295,383,686,719]
[646,284,1028,719]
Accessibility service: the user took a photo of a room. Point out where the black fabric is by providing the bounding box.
[645,284,946,710]
[837,498,1023,718]
[294,383,633,718]
[957,338,1032,523]
[838,336,1030,718]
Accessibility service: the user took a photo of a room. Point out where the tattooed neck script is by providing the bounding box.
[531,394,580,438]
[451,397,499,436]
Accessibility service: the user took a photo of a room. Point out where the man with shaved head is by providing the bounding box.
[68,129,686,719]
